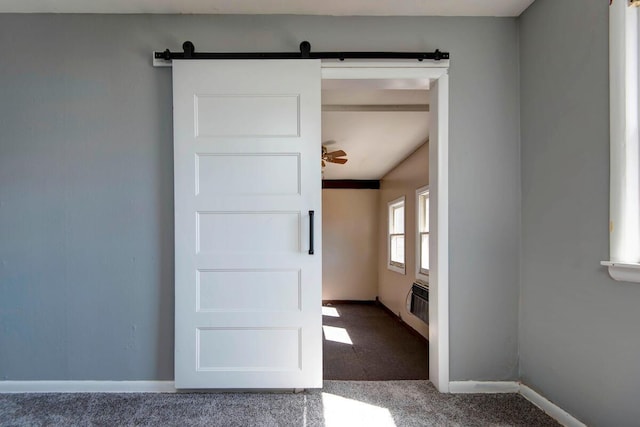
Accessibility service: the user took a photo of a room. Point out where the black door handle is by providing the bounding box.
[308,210,314,255]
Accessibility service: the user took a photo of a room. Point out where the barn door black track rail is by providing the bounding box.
[155,41,449,62]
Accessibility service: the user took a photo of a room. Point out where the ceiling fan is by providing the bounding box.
[322,141,348,167]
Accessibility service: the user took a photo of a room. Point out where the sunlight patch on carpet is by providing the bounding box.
[322,392,396,427]
[322,325,353,345]
[322,306,340,317]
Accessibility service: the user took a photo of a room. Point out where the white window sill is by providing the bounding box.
[601,261,640,283]
[416,272,429,283]
[388,264,406,275]
[414,278,429,287]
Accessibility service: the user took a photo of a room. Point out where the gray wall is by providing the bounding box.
[0,14,521,381]
[519,0,640,425]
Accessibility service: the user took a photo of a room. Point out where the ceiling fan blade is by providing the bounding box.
[322,140,337,146]
[321,143,347,166]
[326,150,347,158]
[327,158,348,164]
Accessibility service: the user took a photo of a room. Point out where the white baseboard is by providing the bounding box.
[519,385,586,427]
[448,381,586,427]
[448,380,520,394]
[0,381,176,393]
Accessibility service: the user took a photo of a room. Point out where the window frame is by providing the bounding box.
[416,186,430,281]
[603,0,640,282]
[387,196,406,274]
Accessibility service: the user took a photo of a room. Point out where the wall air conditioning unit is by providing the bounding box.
[409,282,429,324]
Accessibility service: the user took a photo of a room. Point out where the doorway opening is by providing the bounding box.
[320,79,429,381]
[319,63,449,390]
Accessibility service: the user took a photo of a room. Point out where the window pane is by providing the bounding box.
[391,235,405,264]
[393,206,404,233]
[421,233,429,270]
[423,197,430,232]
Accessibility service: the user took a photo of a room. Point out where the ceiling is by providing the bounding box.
[322,88,429,180]
[0,0,535,16]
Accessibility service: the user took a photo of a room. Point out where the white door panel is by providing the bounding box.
[195,94,301,137]
[197,269,301,312]
[196,154,301,196]
[173,60,322,389]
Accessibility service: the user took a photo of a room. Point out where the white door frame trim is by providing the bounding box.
[321,60,450,392]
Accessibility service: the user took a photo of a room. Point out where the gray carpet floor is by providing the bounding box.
[323,303,429,380]
[0,381,559,426]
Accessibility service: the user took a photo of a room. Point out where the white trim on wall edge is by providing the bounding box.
[449,380,520,394]
[519,385,587,427]
[0,381,176,393]
[449,381,586,427]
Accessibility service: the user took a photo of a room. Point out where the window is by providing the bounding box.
[417,186,430,279]
[388,197,405,274]
[604,0,640,282]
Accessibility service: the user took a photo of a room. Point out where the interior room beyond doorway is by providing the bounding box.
[321,80,430,380]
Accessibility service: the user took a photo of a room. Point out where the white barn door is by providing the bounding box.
[172,60,322,389]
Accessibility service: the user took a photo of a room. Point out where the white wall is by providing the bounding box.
[322,189,379,300]
[378,143,429,338]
